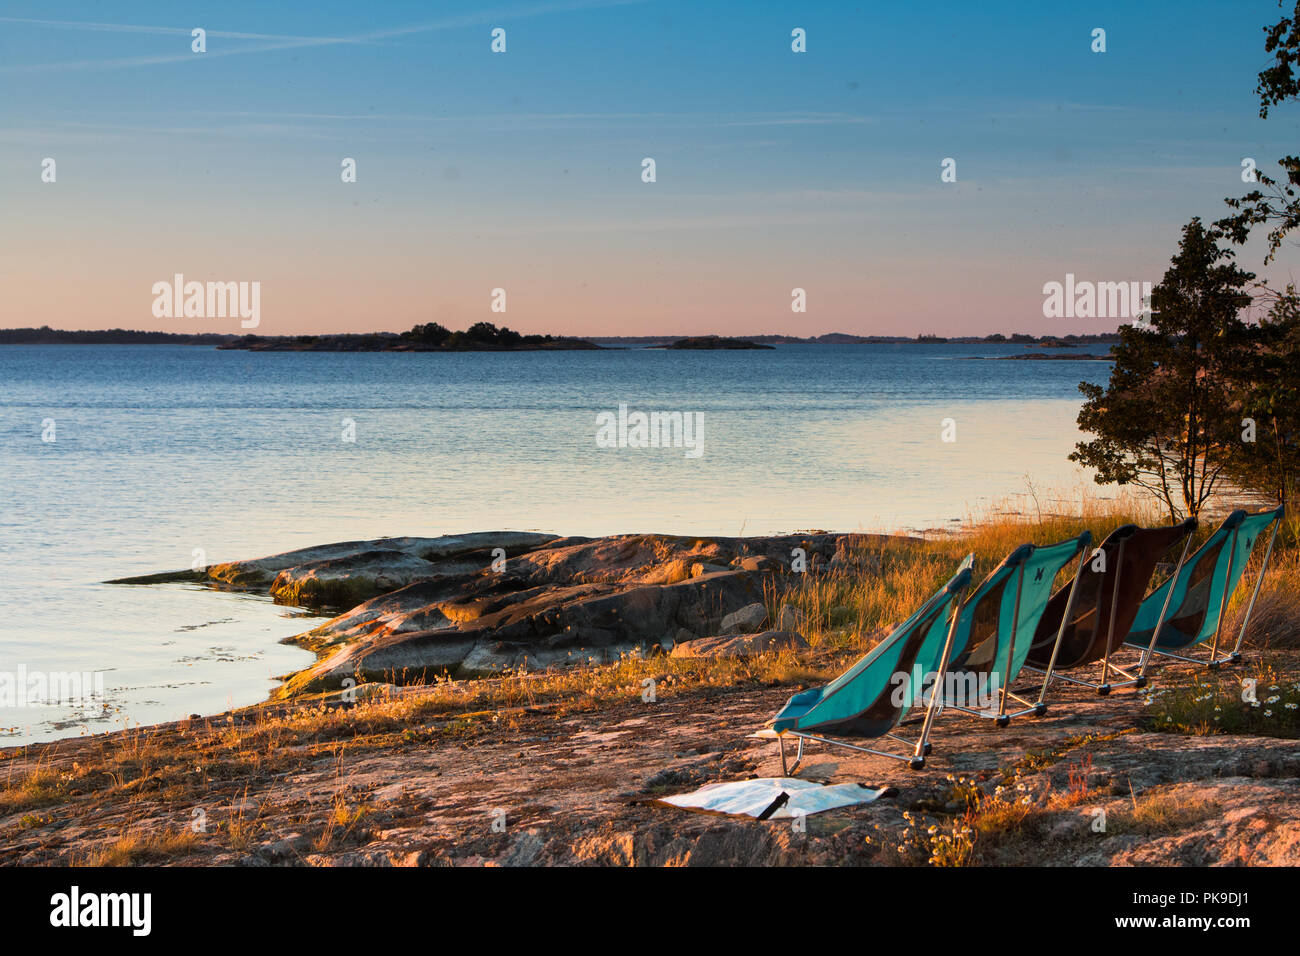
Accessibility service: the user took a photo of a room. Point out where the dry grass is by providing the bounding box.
[0,764,67,814]
[1107,789,1223,835]
[910,758,1220,866]
[79,829,199,866]
[0,645,833,830]
[1225,549,1300,649]
[772,487,1163,656]
[312,792,370,854]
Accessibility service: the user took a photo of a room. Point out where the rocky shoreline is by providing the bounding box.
[0,529,1292,866]
[109,530,888,697]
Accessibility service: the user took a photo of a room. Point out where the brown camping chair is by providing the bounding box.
[1022,519,1197,695]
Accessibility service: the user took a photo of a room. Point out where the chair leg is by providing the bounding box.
[1209,529,1239,663]
[1138,533,1195,679]
[1230,520,1280,661]
[1035,547,1091,712]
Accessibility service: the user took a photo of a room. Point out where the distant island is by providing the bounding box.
[1,326,1124,349]
[590,332,1123,347]
[217,322,600,352]
[0,327,239,345]
[663,336,774,350]
[0,323,599,351]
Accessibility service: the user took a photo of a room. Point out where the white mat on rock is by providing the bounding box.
[659,777,890,819]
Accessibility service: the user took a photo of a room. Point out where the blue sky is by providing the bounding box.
[2,0,1297,336]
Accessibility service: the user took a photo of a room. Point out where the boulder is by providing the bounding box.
[117,530,917,697]
[669,630,809,659]
[204,531,560,590]
[269,550,446,608]
[720,602,768,634]
[289,568,767,691]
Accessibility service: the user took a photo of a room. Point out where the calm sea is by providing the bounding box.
[0,343,1110,745]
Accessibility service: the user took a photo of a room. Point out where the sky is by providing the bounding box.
[2,0,1298,337]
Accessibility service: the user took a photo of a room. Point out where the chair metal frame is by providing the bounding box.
[1129,517,1281,673]
[779,540,1089,773]
[1025,530,1195,695]
[776,575,971,774]
[946,544,1090,725]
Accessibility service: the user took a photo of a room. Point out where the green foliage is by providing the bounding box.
[1223,287,1300,508]
[1142,664,1300,738]
[1216,2,1300,262]
[402,322,451,344]
[1070,219,1255,519]
[1255,1,1300,117]
[401,321,555,348]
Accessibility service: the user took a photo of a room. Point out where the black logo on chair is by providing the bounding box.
[1034,568,1045,581]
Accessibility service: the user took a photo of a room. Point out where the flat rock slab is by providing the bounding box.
[671,630,809,659]
[269,550,447,608]
[109,531,562,589]
[5,654,1298,866]
[111,530,902,690]
[294,569,769,688]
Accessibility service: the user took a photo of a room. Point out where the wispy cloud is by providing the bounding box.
[3,108,875,144]
[0,0,648,74]
[0,16,377,43]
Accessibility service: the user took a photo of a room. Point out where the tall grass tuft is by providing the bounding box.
[769,487,1162,657]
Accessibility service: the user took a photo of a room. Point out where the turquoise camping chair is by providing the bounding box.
[936,533,1091,727]
[762,556,974,772]
[1127,506,1284,671]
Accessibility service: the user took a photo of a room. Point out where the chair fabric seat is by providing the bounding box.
[1127,507,1283,652]
[1025,519,1196,670]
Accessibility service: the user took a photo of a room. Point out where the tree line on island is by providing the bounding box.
[225,321,600,351]
[0,324,1119,349]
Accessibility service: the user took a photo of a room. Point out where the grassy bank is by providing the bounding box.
[771,489,1299,658]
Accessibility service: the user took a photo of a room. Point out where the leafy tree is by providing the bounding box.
[1216,2,1300,262]
[1070,219,1255,519]
[403,322,450,344]
[1224,287,1300,504]
[464,321,501,344]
